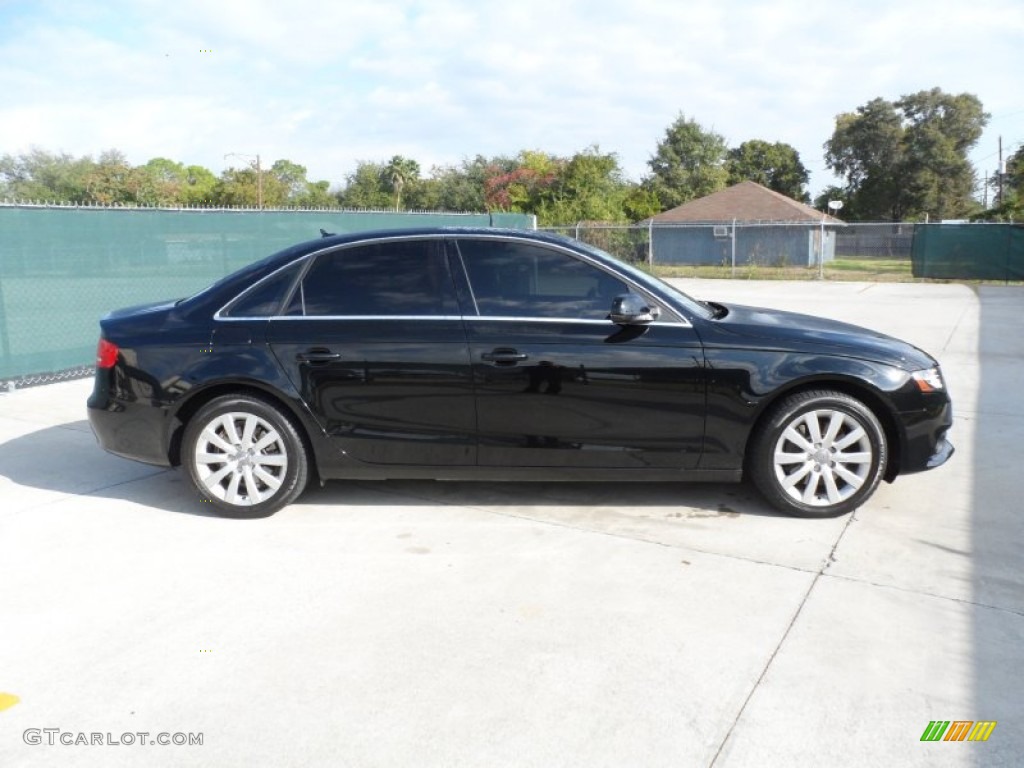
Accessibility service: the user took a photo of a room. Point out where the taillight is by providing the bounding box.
[96,338,119,369]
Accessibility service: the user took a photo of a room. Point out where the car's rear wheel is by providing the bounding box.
[749,390,886,517]
[182,394,309,517]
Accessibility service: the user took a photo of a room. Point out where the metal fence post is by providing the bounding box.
[731,218,737,278]
[0,270,10,376]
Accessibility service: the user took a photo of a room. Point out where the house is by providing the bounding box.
[647,181,843,267]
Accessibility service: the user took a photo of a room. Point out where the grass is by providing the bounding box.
[650,257,915,282]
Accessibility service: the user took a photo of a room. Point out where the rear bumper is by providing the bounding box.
[87,372,173,467]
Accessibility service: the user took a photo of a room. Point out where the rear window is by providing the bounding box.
[283,239,457,317]
[221,261,303,318]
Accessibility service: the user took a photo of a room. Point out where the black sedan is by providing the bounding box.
[87,228,953,518]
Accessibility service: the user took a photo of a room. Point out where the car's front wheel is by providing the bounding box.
[182,394,309,517]
[749,390,887,517]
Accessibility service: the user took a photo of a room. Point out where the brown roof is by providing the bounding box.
[651,180,842,223]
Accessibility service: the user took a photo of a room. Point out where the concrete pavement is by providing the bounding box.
[0,279,1021,767]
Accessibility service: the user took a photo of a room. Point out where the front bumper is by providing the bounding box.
[896,397,954,476]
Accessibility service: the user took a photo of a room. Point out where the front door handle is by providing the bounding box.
[296,348,341,363]
[481,348,529,365]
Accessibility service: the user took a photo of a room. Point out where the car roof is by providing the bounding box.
[310,226,571,249]
[180,227,588,315]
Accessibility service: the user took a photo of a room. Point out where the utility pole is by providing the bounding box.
[224,152,263,209]
[256,154,263,210]
[998,136,1004,208]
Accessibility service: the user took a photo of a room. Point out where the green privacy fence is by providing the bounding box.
[911,223,1024,280]
[0,205,534,381]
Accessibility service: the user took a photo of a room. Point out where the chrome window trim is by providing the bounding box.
[218,314,690,330]
[214,233,453,321]
[465,316,688,327]
[264,315,466,322]
[213,231,693,327]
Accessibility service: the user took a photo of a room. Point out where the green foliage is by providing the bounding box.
[474,147,637,226]
[825,88,989,220]
[546,146,630,224]
[181,165,218,205]
[727,140,809,202]
[975,145,1024,221]
[622,186,661,222]
[645,113,729,210]
[83,150,138,205]
[813,185,849,213]
[382,155,420,210]
[336,161,392,209]
[426,156,492,211]
[293,179,337,208]
[1007,145,1024,196]
[0,148,93,201]
[213,165,284,207]
[135,158,188,206]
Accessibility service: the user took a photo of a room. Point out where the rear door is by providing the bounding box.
[267,236,475,467]
[452,236,706,470]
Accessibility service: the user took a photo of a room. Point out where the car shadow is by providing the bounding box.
[0,419,784,520]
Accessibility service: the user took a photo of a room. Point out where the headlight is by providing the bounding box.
[911,367,944,393]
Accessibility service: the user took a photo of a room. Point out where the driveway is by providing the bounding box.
[0,279,1021,767]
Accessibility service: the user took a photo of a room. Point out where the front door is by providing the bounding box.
[452,237,706,470]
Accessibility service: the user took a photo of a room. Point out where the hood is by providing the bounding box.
[703,303,936,371]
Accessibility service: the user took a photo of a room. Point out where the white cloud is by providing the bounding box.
[0,0,1021,197]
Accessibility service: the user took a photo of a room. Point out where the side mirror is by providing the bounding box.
[609,294,660,325]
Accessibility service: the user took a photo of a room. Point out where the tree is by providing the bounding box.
[383,155,420,210]
[181,165,218,205]
[265,159,336,207]
[269,159,310,201]
[84,149,139,204]
[812,185,849,214]
[134,158,188,206]
[727,140,809,201]
[825,89,989,220]
[213,164,285,207]
[975,145,1024,221]
[483,150,560,214]
[0,148,94,201]
[1007,145,1024,198]
[645,114,728,210]
[622,185,661,222]
[336,161,392,209]
[292,179,337,208]
[427,156,494,212]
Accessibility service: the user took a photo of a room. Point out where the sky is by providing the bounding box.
[1,0,1022,201]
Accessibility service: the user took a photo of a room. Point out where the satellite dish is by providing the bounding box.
[827,200,844,212]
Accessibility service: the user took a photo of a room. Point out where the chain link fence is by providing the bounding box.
[543,222,918,268]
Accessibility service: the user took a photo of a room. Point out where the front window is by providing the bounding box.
[456,239,632,320]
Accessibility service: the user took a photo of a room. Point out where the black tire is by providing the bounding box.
[748,389,887,517]
[181,394,310,518]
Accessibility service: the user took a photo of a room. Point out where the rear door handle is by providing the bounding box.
[296,349,341,363]
[481,348,529,365]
